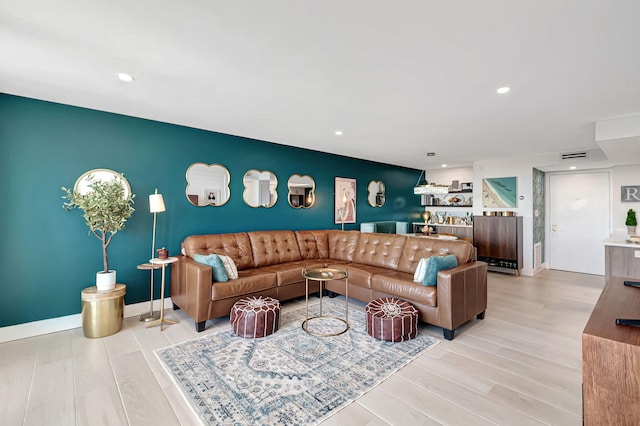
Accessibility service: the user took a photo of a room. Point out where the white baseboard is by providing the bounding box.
[0,298,173,344]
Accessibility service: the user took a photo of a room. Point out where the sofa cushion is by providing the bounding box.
[330,263,392,289]
[183,232,254,270]
[396,236,474,274]
[211,269,277,300]
[413,258,429,283]
[259,259,326,286]
[248,230,303,267]
[353,233,406,269]
[295,230,330,259]
[218,255,239,279]
[423,255,458,286]
[193,253,229,282]
[327,230,359,261]
[371,271,437,307]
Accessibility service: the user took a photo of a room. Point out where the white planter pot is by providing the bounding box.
[96,270,116,291]
[628,226,637,236]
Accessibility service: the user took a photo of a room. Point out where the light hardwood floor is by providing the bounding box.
[0,269,603,425]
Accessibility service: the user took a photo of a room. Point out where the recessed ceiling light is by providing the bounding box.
[497,86,510,94]
[569,166,577,170]
[334,130,343,136]
[441,164,447,168]
[116,72,134,82]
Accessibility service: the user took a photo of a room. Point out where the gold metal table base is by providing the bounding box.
[302,315,349,337]
[146,257,179,331]
[146,316,177,331]
[302,267,349,337]
[138,310,161,322]
[137,262,162,322]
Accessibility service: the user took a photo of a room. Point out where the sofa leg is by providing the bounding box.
[443,328,455,340]
[196,321,206,332]
[477,311,485,320]
[173,303,180,311]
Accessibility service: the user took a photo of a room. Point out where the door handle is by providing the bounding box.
[552,224,558,232]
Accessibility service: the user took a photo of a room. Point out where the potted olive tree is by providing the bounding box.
[626,208,637,235]
[62,172,135,290]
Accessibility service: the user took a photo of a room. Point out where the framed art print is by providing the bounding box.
[335,177,356,224]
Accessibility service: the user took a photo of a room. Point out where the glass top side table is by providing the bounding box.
[302,267,349,337]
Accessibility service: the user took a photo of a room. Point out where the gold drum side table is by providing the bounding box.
[81,284,126,338]
[302,267,349,337]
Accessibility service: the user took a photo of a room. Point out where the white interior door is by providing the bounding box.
[549,172,609,275]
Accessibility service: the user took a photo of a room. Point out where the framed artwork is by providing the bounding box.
[335,177,356,224]
[482,177,517,208]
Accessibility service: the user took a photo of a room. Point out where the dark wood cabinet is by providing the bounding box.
[473,216,523,274]
[583,277,640,425]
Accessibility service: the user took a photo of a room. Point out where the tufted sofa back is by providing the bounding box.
[327,230,359,261]
[248,230,303,267]
[182,233,255,270]
[396,237,475,274]
[295,230,330,259]
[353,233,406,269]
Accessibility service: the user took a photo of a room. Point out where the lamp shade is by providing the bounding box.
[149,192,166,213]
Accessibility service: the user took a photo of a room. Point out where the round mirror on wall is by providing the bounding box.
[185,163,231,207]
[74,169,132,199]
[243,169,278,208]
[367,180,385,207]
[287,174,315,208]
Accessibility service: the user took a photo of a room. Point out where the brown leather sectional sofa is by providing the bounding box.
[171,229,487,340]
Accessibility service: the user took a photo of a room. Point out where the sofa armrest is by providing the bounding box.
[435,261,488,330]
[170,255,213,324]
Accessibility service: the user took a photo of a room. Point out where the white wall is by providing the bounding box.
[424,167,474,186]
[473,157,537,276]
[611,165,640,235]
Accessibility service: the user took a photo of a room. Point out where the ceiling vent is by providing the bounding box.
[560,151,589,160]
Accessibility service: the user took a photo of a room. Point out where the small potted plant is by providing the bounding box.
[62,172,135,290]
[626,208,637,235]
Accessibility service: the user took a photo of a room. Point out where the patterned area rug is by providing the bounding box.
[156,299,439,425]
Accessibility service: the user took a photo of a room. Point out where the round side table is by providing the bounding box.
[81,284,126,338]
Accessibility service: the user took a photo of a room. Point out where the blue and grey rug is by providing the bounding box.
[156,299,439,425]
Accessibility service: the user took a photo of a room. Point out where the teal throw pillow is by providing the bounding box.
[422,255,458,286]
[193,253,229,282]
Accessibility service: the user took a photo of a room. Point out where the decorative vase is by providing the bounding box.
[628,226,637,236]
[96,270,116,291]
[157,248,169,259]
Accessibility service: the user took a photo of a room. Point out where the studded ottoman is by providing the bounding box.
[231,296,281,338]
[365,297,418,342]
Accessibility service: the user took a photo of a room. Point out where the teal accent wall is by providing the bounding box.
[0,94,422,327]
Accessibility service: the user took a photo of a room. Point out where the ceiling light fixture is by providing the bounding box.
[334,130,343,136]
[441,164,447,168]
[569,166,577,170]
[116,72,134,82]
[497,86,510,94]
[413,170,448,195]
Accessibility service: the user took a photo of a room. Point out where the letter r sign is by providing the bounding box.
[621,186,640,202]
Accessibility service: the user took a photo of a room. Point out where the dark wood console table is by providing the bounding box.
[582,276,640,425]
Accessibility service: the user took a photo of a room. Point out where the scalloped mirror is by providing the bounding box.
[74,168,131,199]
[287,174,315,208]
[185,162,230,207]
[368,180,385,207]
[243,169,278,208]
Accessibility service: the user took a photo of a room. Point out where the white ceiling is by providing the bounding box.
[2,1,640,171]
